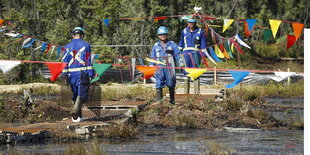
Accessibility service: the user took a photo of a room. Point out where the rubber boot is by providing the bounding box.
[72,96,83,120]
[169,88,175,105]
[184,78,190,94]
[194,79,200,94]
[156,88,163,102]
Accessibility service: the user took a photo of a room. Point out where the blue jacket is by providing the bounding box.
[150,40,180,67]
[62,39,94,77]
[178,27,207,52]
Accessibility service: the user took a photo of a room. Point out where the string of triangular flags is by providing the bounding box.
[102,14,304,50]
[0,59,299,88]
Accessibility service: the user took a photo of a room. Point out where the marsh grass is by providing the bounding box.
[231,80,304,98]
[101,84,155,101]
[62,140,105,155]
[97,123,137,139]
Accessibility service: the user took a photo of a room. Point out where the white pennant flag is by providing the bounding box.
[202,49,217,65]
[21,37,32,48]
[4,33,20,37]
[0,60,22,73]
[270,72,296,82]
[235,34,251,49]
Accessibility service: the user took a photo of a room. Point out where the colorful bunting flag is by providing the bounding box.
[224,41,233,59]
[22,38,36,48]
[0,19,4,25]
[292,22,304,41]
[103,19,110,27]
[145,58,166,65]
[287,34,296,49]
[46,62,67,82]
[0,60,21,73]
[225,70,250,88]
[21,38,32,48]
[40,42,47,54]
[246,19,257,32]
[219,43,230,59]
[198,50,209,67]
[208,47,221,62]
[269,19,282,38]
[243,21,251,36]
[235,34,251,49]
[222,19,234,33]
[155,17,167,22]
[4,33,21,37]
[131,58,136,82]
[214,45,225,58]
[202,49,217,65]
[263,29,272,42]
[136,66,156,79]
[91,63,112,83]
[185,68,207,80]
[270,72,296,82]
[230,38,244,54]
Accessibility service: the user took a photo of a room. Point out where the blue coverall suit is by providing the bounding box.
[150,40,180,89]
[62,39,94,103]
[178,27,207,69]
[178,26,207,94]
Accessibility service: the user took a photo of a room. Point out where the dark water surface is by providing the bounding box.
[0,129,303,155]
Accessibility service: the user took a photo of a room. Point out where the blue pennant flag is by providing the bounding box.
[22,39,36,48]
[139,58,145,66]
[103,19,110,27]
[14,34,24,38]
[246,19,257,32]
[40,42,47,54]
[94,54,99,62]
[56,47,61,59]
[225,70,250,88]
[209,47,222,62]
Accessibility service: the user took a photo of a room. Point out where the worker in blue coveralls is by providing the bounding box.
[62,27,94,122]
[150,26,181,104]
[178,18,207,94]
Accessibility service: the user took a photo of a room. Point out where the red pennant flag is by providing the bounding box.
[45,44,52,54]
[287,35,296,50]
[292,22,304,41]
[230,39,244,54]
[198,50,209,67]
[136,66,156,79]
[46,62,67,81]
[154,17,167,22]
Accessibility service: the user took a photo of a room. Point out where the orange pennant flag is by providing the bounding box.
[0,19,4,26]
[243,21,251,36]
[292,22,304,41]
[219,43,230,59]
[287,35,296,50]
[136,66,156,79]
[46,62,67,82]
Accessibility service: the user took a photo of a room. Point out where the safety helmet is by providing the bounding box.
[157,26,168,35]
[187,19,196,23]
[72,27,85,35]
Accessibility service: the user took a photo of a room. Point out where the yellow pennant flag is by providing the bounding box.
[214,45,225,58]
[145,58,166,65]
[292,22,304,41]
[185,68,207,80]
[223,19,234,33]
[269,19,282,38]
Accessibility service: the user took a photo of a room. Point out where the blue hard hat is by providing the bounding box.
[187,19,196,23]
[157,26,168,35]
[72,27,85,34]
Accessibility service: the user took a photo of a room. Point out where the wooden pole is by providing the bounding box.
[214,67,217,86]
[287,68,290,85]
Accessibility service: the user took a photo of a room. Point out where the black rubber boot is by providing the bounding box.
[156,88,163,102]
[169,88,175,105]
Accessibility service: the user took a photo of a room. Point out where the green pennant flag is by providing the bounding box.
[91,63,112,83]
[263,29,272,43]
[224,41,234,59]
